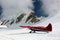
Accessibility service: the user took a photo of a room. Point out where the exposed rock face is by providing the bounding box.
[16,13,26,23]
[0,12,41,25]
[25,12,40,23]
[30,18,40,23]
[10,19,14,25]
[0,20,2,25]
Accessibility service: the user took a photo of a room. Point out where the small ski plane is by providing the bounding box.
[20,23,52,33]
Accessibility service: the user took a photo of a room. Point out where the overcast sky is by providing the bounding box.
[0,0,60,20]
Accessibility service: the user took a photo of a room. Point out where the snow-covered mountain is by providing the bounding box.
[0,20,2,25]
[0,11,60,40]
[0,0,60,29]
[0,0,48,28]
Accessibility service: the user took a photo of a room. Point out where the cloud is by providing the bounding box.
[0,0,60,19]
[42,0,60,16]
[0,0,34,20]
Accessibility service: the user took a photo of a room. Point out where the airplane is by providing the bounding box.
[20,23,52,33]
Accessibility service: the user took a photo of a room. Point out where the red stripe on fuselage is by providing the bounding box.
[21,26,48,31]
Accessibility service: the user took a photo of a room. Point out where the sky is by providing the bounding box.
[0,6,2,15]
[0,0,47,17]
[0,0,60,19]
[32,0,48,17]
[0,0,49,20]
[0,0,33,20]
[0,5,3,19]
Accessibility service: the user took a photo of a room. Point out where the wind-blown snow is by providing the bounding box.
[0,0,60,19]
[0,0,33,19]
[42,0,60,16]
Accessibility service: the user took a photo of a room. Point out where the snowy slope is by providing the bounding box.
[0,13,60,40]
[0,21,2,25]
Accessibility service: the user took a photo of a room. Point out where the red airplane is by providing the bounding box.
[20,23,52,33]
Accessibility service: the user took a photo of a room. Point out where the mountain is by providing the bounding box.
[0,12,48,29]
[0,13,60,40]
[0,0,59,29]
[0,21,2,25]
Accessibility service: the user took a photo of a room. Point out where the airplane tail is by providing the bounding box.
[46,23,52,31]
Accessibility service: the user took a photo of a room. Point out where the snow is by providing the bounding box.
[0,0,60,40]
[0,25,7,29]
[0,21,2,25]
[0,13,60,40]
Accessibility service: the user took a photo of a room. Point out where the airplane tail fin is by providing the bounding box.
[46,23,52,31]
